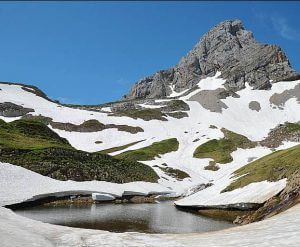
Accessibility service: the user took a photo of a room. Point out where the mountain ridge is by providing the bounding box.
[125,19,299,100]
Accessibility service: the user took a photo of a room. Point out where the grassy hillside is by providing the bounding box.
[98,140,145,154]
[116,138,179,162]
[0,119,159,183]
[223,144,300,192]
[159,166,190,181]
[0,119,71,150]
[193,128,256,164]
[286,122,300,132]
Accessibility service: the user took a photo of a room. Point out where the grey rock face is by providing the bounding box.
[0,102,34,117]
[249,101,261,112]
[125,20,299,99]
[270,83,300,108]
[189,88,229,113]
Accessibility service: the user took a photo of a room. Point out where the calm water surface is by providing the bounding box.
[15,201,234,234]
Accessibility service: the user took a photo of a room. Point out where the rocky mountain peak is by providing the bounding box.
[124,19,299,100]
[193,19,254,51]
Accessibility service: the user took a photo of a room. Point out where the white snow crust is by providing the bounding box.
[0,162,172,207]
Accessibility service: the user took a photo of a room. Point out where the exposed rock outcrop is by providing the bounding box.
[260,122,300,148]
[188,88,229,113]
[248,101,261,112]
[51,119,144,134]
[125,20,299,100]
[0,102,34,117]
[234,170,300,224]
[22,115,144,134]
[270,83,300,108]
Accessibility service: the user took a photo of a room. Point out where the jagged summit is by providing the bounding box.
[125,19,299,100]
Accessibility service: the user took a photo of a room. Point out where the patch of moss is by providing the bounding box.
[116,138,179,162]
[193,128,256,164]
[166,111,188,119]
[80,119,105,129]
[51,119,143,134]
[204,161,220,171]
[98,140,145,154]
[110,109,168,121]
[223,144,300,192]
[161,100,190,112]
[286,122,300,133]
[159,165,190,180]
[106,124,144,134]
[50,119,105,132]
[194,138,233,163]
[22,114,53,125]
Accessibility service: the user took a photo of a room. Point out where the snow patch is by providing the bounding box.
[0,162,173,207]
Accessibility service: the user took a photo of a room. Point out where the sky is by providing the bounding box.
[0,1,299,105]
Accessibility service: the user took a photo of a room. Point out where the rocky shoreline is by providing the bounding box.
[7,193,253,224]
[176,171,300,224]
[8,189,298,226]
[6,193,173,210]
[4,169,299,225]
[234,170,300,224]
[44,194,165,207]
[176,206,254,222]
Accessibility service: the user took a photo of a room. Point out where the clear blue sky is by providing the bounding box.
[0,1,299,104]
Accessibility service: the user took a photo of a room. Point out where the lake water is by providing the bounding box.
[15,201,234,234]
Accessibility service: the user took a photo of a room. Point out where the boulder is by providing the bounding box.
[92,193,115,202]
[0,102,34,117]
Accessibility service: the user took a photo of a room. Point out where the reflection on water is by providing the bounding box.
[15,201,234,234]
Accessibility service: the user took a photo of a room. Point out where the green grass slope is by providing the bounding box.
[193,128,256,164]
[0,119,159,183]
[116,138,179,162]
[223,144,300,192]
[0,119,71,150]
[98,140,145,154]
